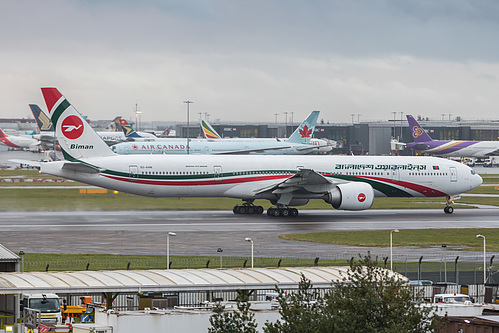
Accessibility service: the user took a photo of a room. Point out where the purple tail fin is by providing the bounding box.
[406,115,433,143]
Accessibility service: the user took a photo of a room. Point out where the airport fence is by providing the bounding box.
[22,252,499,277]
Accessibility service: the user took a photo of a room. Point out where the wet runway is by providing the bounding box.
[0,208,497,262]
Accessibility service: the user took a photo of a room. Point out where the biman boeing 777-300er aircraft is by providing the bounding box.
[24,88,482,216]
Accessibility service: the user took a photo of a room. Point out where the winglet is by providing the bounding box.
[41,88,63,114]
[287,111,320,144]
[200,120,221,139]
[406,115,433,143]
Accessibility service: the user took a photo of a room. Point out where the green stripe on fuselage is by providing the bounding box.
[330,175,412,197]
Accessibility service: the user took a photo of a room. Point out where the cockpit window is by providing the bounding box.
[471,170,476,175]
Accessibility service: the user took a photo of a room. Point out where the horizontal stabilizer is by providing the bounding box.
[61,162,101,173]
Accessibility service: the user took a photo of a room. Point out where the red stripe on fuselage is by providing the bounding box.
[102,173,291,186]
[0,137,21,148]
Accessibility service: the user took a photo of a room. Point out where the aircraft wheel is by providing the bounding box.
[267,208,274,216]
[233,206,240,214]
[239,206,247,214]
[271,208,281,217]
[290,208,299,217]
[256,206,264,214]
[248,206,255,214]
[444,206,454,214]
[280,208,290,217]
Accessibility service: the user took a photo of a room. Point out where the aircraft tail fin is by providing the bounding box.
[41,87,115,160]
[118,118,142,138]
[0,128,6,139]
[29,104,54,132]
[287,111,320,144]
[200,120,222,139]
[406,115,433,143]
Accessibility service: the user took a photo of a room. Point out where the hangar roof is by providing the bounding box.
[0,266,408,294]
[0,244,19,263]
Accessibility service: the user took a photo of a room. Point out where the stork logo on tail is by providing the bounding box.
[61,115,84,140]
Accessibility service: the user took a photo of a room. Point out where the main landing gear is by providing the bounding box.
[444,196,454,214]
[267,207,299,217]
[233,202,264,215]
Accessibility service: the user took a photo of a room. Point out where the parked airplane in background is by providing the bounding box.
[200,119,333,153]
[23,87,482,216]
[0,128,39,149]
[112,111,324,155]
[406,115,499,158]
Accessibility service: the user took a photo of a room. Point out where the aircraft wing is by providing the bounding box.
[253,168,337,205]
[9,159,41,169]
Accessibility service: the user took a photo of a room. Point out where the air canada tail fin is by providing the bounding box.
[406,115,433,143]
[287,111,320,144]
[200,120,221,139]
[41,87,115,160]
[118,118,142,138]
[29,104,54,132]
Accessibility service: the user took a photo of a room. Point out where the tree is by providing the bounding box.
[321,254,444,333]
[264,274,326,333]
[208,291,258,333]
[264,254,445,333]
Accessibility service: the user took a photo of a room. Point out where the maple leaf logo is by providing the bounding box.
[299,125,312,138]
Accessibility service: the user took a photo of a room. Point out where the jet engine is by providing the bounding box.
[323,182,374,210]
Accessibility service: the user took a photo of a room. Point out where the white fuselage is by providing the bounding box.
[111,138,319,155]
[41,155,481,201]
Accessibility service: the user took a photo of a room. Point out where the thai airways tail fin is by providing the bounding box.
[29,104,54,132]
[41,87,115,160]
[200,120,222,139]
[406,115,433,143]
[118,118,142,138]
[287,111,320,144]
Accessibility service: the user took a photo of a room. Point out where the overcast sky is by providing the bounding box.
[1,0,499,124]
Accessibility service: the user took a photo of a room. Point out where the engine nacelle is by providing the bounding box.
[323,182,374,210]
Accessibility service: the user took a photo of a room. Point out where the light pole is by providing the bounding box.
[167,232,176,270]
[390,229,399,271]
[284,112,288,137]
[217,248,223,269]
[183,101,193,154]
[18,251,25,273]
[399,111,404,141]
[442,244,447,282]
[245,237,254,268]
[134,104,142,132]
[477,234,486,284]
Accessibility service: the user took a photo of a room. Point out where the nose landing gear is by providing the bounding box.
[444,196,454,214]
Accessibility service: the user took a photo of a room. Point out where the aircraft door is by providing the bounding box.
[390,168,400,181]
[214,165,223,181]
[129,165,139,180]
[450,167,457,182]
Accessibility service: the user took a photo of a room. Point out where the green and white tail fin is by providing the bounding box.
[200,119,222,139]
[41,87,115,160]
[287,110,320,144]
